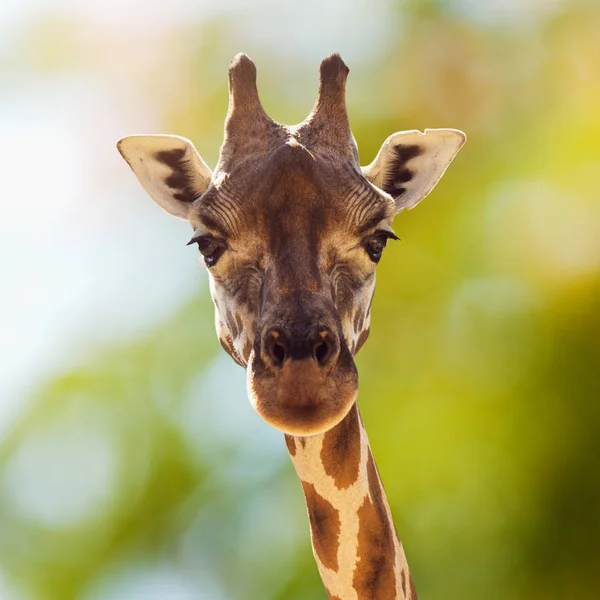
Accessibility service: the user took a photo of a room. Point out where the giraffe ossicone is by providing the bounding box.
[118,53,465,599]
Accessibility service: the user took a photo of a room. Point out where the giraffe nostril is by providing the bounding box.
[262,328,290,368]
[311,329,338,367]
[314,341,328,364]
[272,340,287,366]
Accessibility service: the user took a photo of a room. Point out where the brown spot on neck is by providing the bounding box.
[409,573,418,599]
[285,434,296,457]
[366,448,382,495]
[301,482,341,572]
[353,451,398,600]
[320,403,361,489]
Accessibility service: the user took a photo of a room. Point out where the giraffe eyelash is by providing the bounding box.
[372,229,400,242]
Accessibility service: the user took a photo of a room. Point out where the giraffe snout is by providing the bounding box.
[261,325,340,370]
[248,311,357,436]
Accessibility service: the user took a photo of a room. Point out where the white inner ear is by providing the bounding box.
[117,134,212,219]
[362,128,466,212]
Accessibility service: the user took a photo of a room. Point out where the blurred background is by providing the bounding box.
[1,0,599,598]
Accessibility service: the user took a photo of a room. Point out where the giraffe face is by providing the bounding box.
[117,53,465,436]
[187,141,396,435]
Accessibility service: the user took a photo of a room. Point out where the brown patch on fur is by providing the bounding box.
[409,573,418,599]
[226,310,239,338]
[235,313,243,338]
[219,334,244,367]
[320,403,361,489]
[366,449,381,491]
[354,327,370,354]
[353,451,396,600]
[242,340,252,363]
[301,482,340,572]
[285,434,296,457]
[367,453,418,599]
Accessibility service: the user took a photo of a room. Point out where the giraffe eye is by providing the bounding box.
[364,235,388,263]
[187,235,226,267]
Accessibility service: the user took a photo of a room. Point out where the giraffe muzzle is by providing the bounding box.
[246,324,358,436]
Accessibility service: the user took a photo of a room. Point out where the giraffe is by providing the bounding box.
[117,53,465,599]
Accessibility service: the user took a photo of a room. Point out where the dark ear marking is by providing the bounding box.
[383,144,423,199]
[394,144,423,162]
[155,149,199,204]
[117,134,212,219]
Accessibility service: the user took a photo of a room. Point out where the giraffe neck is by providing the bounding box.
[285,404,416,600]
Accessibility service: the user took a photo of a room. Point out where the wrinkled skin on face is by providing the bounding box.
[189,142,395,435]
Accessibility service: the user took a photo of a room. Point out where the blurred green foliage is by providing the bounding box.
[2,2,600,599]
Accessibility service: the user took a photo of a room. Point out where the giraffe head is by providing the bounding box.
[118,53,465,436]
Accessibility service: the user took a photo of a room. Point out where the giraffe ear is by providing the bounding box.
[117,134,212,219]
[362,128,466,213]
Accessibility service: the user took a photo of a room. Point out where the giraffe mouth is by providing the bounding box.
[246,343,358,436]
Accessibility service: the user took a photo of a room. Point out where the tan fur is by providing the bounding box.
[289,405,413,599]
